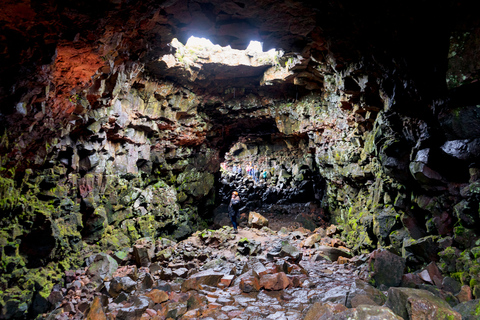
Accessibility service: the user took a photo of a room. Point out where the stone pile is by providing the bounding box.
[41,226,478,320]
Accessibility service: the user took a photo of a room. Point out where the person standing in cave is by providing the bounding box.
[228,191,241,233]
[254,165,260,183]
[262,169,268,183]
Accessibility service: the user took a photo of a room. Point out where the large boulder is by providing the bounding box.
[346,279,387,308]
[248,211,269,228]
[143,289,169,304]
[369,249,405,288]
[334,305,403,320]
[402,235,440,267]
[385,287,461,320]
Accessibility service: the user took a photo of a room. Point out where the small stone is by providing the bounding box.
[337,256,350,264]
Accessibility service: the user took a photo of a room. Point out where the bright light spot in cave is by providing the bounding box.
[184,36,266,53]
[185,36,214,48]
[246,40,263,53]
[164,36,284,70]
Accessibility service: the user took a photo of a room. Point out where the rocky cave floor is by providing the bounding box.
[41,217,477,320]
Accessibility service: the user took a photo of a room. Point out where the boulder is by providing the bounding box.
[385,287,461,320]
[86,253,118,284]
[335,305,403,319]
[403,235,440,267]
[369,249,405,288]
[239,276,261,293]
[165,301,188,319]
[237,238,262,256]
[303,233,323,247]
[304,301,348,320]
[267,240,303,263]
[456,285,473,303]
[442,276,462,295]
[143,289,169,304]
[108,276,137,298]
[259,272,290,290]
[85,296,106,320]
[318,285,352,305]
[345,279,387,308]
[248,211,269,228]
[453,299,480,320]
[132,237,155,267]
[181,269,224,292]
[116,296,152,320]
[137,273,155,291]
[251,262,268,278]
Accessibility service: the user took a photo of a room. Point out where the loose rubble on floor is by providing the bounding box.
[43,214,478,320]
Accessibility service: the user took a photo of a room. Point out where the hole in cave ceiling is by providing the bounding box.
[165,36,282,67]
[154,36,304,87]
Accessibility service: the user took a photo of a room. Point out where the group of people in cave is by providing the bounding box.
[221,161,269,184]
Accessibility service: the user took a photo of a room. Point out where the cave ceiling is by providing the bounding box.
[1,0,479,156]
[1,1,478,102]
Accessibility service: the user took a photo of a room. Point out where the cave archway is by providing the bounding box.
[204,114,327,231]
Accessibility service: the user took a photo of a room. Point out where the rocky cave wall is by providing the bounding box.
[2,0,480,318]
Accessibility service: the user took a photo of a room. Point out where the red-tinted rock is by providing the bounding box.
[143,289,169,304]
[85,297,106,320]
[220,274,235,287]
[401,273,424,288]
[456,285,473,303]
[239,276,261,293]
[259,272,289,290]
[181,270,224,292]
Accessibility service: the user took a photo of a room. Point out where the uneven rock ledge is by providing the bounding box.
[40,223,475,320]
